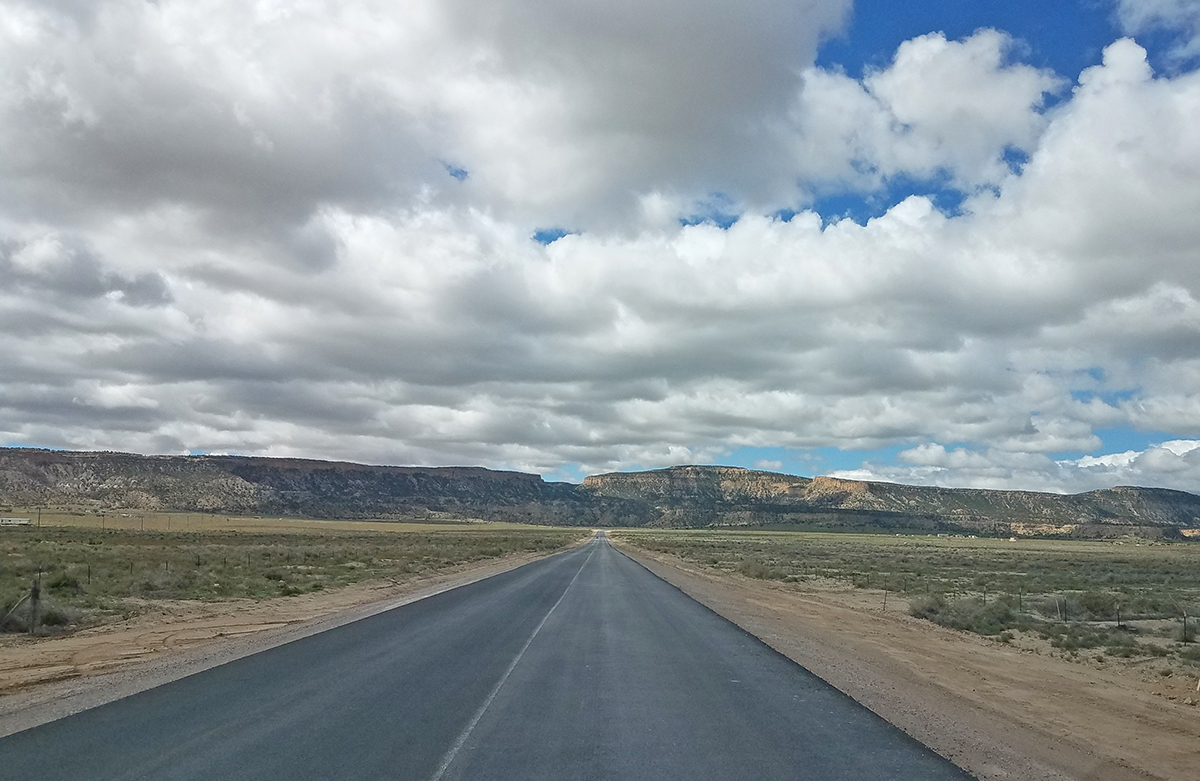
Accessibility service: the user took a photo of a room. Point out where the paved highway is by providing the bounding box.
[0,534,971,780]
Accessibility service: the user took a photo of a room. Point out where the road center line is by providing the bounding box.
[427,541,599,781]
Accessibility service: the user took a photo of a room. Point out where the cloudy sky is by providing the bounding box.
[3,0,1200,492]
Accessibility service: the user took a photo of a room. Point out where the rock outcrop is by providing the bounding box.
[581,466,1200,535]
[0,448,646,525]
[2,449,1198,537]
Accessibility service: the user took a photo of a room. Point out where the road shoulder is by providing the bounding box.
[614,542,1196,781]
[0,548,559,738]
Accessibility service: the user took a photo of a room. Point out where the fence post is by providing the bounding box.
[29,575,41,635]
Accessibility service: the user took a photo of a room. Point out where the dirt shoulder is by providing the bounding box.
[615,542,1200,781]
[0,548,557,738]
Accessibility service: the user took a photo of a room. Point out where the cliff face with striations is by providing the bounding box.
[0,448,647,525]
[2,449,1199,537]
[581,466,1200,536]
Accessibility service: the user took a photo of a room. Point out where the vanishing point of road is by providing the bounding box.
[0,533,972,780]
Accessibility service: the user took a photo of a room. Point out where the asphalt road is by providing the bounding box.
[0,534,972,780]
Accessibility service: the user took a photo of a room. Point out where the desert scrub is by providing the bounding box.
[1039,622,1137,651]
[736,557,786,580]
[1177,644,1200,665]
[908,594,1026,636]
[615,528,1200,661]
[1,526,583,634]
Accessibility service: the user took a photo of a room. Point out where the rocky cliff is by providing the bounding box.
[581,466,1200,535]
[2,449,1198,536]
[0,448,646,525]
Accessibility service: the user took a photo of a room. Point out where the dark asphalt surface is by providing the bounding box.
[0,534,972,780]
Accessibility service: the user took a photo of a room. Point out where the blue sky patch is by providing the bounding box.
[1050,427,1176,461]
[3,442,62,450]
[680,192,741,229]
[818,0,1120,82]
[810,174,967,226]
[533,228,572,245]
[1070,387,1139,406]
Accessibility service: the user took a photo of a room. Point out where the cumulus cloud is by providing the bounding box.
[833,440,1200,493]
[790,30,1062,191]
[1116,0,1200,61]
[0,1,1198,492]
[0,0,851,231]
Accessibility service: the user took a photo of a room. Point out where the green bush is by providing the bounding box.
[910,595,1020,636]
[0,595,28,631]
[1076,591,1120,620]
[47,572,82,594]
[39,605,74,627]
[1041,622,1142,651]
[736,558,783,580]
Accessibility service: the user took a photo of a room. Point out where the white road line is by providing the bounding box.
[427,541,599,781]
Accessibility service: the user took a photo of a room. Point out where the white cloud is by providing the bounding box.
[836,439,1200,493]
[1116,0,1200,60]
[790,30,1062,192]
[0,0,853,232]
[0,3,1198,493]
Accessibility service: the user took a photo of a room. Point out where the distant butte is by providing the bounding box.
[1,449,1198,539]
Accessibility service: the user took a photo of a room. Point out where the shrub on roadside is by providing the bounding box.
[1076,590,1120,620]
[1040,622,1141,651]
[47,572,82,594]
[39,605,77,627]
[736,558,784,580]
[909,594,1020,636]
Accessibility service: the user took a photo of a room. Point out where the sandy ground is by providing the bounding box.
[614,543,1200,781]
[0,549,558,737]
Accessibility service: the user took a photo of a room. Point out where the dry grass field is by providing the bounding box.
[616,529,1200,666]
[1,511,584,635]
[2,506,530,534]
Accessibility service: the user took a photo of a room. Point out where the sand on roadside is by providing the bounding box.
[614,542,1199,781]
